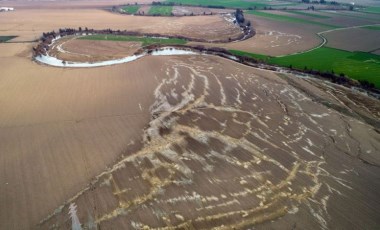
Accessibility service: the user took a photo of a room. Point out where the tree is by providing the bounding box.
[235,9,245,24]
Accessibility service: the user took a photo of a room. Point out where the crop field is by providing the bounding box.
[121,5,140,14]
[49,37,142,62]
[270,48,380,87]
[247,11,339,28]
[33,54,380,230]
[229,47,380,88]
[218,14,323,56]
[286,10,331,19]
[228,49,270,61]
[324,27,380,53]
[0,36,17,42]
[166,0,268,9]
[321,10,380,21]
[148,5,173,15]
[362,6,380,14]
[172,6,234,16]
[364,25,380,30]
[79,34,187,46]
[317,11,380,28]
[0,9,242,42]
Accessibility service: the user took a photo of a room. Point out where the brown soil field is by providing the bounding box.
[192,14,323,56]
[33,54,380,230]
[1,3,380,230]
[322,11,380,22]
[0,9,242,42]
[3,0,152,9]
[270,10,380,27]
[325,27,380,52]
[50,36,142,62]
[2,38,380,229]
[313,14,380,27]
[0,42,162,230]
[172,6,234,16]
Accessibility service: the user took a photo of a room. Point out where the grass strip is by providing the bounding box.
[148,6,173,16]
[0,36,17,42]
[79,34,187,46]
[122,5,140,14]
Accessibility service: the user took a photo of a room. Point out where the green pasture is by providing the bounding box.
[363,25,380,30]
[229,47,380,88]
[79,34,187,46]
[122,5,140,14]
[148,6,173,15]
[362,6,380,14]
[229,49,270,61]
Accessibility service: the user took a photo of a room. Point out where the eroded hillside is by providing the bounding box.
[38,55,380,229]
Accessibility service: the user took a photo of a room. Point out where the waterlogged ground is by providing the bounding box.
[39,55,380,229]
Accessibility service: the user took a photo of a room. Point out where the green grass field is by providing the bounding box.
[122,5,140,14]
[247,11,339,28]
[0,36,17,42]
[363,25,380,30]
[79,34,186,46]
[229,47,380,88]
[362,6,380,14]
[229,49,270,61]
[148,6,173,15]
[269,48,380,87]
[165,0,268,9]
[286,10,330,19]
